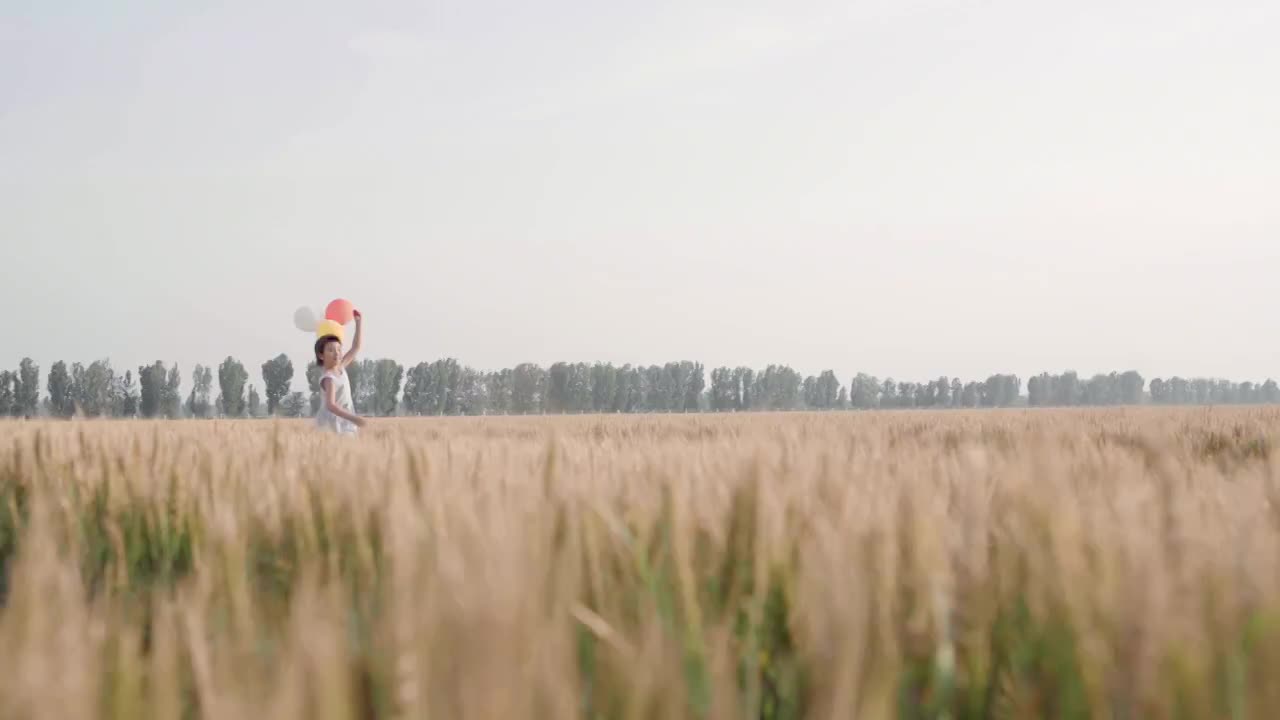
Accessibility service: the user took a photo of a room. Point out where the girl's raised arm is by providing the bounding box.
[342,310,363,368]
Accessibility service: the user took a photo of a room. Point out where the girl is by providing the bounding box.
[314,309,366,434]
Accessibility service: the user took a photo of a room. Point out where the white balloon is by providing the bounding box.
[292,306,317,332]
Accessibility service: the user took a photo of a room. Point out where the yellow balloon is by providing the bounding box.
[315,319,345,343]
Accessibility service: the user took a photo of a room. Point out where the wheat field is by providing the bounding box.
[1,408,1278,719]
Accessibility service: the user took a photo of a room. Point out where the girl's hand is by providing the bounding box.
[353,309,362,321]
[353,416,368,428]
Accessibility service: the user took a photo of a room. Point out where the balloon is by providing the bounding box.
[292,306,317,333]
[325,298,354,325]
[315,319,345,343]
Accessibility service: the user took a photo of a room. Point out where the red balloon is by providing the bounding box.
[325,298,354,325]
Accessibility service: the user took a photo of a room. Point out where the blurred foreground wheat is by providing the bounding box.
[1,408,1279,719]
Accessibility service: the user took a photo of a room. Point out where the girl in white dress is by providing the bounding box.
[314,309,366,435]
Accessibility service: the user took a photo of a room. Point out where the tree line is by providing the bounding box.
[1,356,1277,419]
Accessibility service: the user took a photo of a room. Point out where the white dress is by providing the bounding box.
[315,367,358,435]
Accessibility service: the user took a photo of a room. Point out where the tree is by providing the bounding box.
[114,370,138,418]
[1119,371,1144,405]
[187,365,214,418]
[261,354,294,415]
[137,362,166,418]
[281,392,306,418]
[570,362,594,412]
[1028,374,1050,406]
[1168,377,1189,404]
[0,372,14,416]
[434,359,460,415]
[547,362,573,413]
[932,377,951,408]
[454,365,486,415]
[306,364,323,415]
[880,379,897,408]
[898,382,915,408]
[218,357,249,417]
[371,359,404,416]
[347,361,369,413]
[47,358,73,415]
[402,362,432,415]
[403,358,471,415]
[437,359,464,415]
[16,358,39,417]
[591,363,619,413]
[511,363,546,415]
[805,371,841,410]
[639,365,663,412]
[1192,378,1211,404]
[685,362,706,412]
[616,365,642,412]
[739,368,754,410]
[1149,378,1167,403]
[486,369,513,415]
[919,381,937,408]
[70,362,86,415]
[981,374,1020,407]
[1240,381,1257,404]
[1055,372,1080,406]
[710,367,734,411]
[348,359,399,414]
[1082,374,1112,405]
[185,368,197,415]
[199,365,214,417]
[69,360,115,417]
[753,365,802,410]
[29,351,1280,417]
[164,365,182,418]
[850,374,880,409]
[817,370,841,409]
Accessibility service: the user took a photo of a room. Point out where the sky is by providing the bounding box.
[3,0,1278,393]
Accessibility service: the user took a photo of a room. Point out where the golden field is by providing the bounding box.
[1,408,1279,719]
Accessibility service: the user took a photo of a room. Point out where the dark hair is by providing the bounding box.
[314,335,341,365]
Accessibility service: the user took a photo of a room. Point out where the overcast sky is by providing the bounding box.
[3,0,1278,391]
